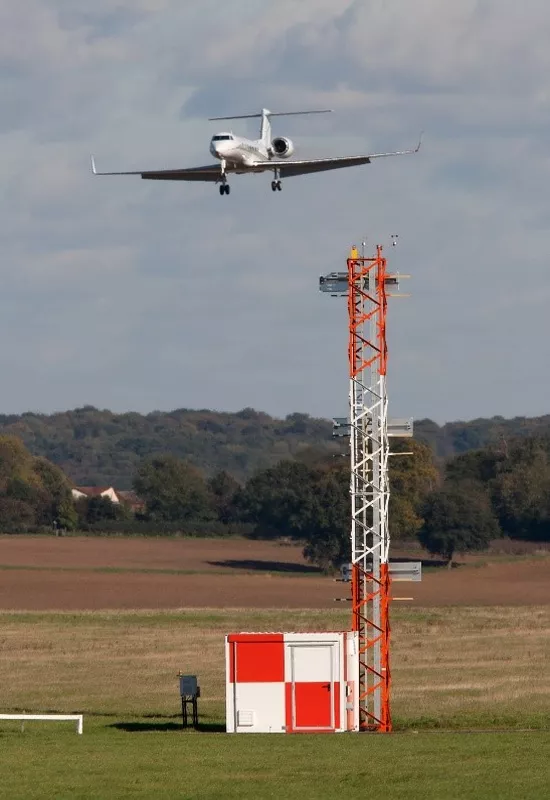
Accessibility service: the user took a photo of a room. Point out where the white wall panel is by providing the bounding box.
[233,682,286,733]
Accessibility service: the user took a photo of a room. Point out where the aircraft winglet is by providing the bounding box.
[415,132,424,153]
[90,155,97,175]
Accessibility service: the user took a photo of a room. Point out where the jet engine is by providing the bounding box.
[270,136,294,158]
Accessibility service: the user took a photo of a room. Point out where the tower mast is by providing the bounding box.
[348,245,391,731]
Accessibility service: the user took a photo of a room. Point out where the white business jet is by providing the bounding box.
[91,108,421,196]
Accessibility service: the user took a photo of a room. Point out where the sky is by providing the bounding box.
[1,0,550,425]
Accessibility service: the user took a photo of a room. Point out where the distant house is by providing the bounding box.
[116,490,146,514]
[71,486,120,504]
[71,486,145,515]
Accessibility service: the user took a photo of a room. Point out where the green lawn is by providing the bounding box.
[0,607,548,798]
[0,723,548,799]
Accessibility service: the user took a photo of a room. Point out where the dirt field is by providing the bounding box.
[0,535,548,610]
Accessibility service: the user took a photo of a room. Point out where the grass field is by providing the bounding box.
[1,727,548,799]
[0,606,549,798]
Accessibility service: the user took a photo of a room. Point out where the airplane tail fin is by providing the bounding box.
[208,108,332,145]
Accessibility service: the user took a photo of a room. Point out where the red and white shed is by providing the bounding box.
[225,631,359,733]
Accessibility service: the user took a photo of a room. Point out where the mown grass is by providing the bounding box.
[0,723,548,799]
[1,607,548,729]
[0,607,548,798]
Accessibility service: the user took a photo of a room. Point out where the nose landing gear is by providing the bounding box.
[218,159,230,196]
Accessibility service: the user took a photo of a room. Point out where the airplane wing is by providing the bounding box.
[259,139,423,178]
[91,157,221,182]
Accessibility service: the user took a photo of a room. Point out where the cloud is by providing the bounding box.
[0,1,550,423]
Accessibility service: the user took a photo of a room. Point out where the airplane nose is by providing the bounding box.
[211,140,232,159]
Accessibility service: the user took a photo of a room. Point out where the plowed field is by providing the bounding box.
[0,535,548,610]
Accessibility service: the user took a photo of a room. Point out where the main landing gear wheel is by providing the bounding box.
[271,180,282,192]
[219,184,230,196]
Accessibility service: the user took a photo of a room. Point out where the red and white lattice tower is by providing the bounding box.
[348,244,392,732]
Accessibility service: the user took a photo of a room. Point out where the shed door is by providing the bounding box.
[288,644,337,731]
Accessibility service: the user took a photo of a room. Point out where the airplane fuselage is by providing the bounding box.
[209,133,271,171]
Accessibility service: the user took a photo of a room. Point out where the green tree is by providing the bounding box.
[6,476,45,505]
[0,497,35,529]
[294,446,339,471]
[56,496,78,531]
[32,457,74,526]
[0,435,75,531]
[133,455,213,522]
[34,457,72,498]
[238,460,320,539]
[208,471,241,524]
[241,440,440,568]
[302,464,349,569]
[418,481,500,566]
[490,441,550,541]
[389,439,439,540]
[0,436,41,492]
[445,448,502,486]
[81,496,126,525]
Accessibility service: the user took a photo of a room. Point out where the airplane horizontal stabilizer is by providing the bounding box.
[208,109,332,121]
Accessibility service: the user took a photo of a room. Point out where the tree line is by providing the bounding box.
[1,431,549,568]
[2,405,550,488]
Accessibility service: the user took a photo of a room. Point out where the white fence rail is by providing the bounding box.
[0,714,83,734]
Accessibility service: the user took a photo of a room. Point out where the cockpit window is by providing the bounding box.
[212,135,233,141]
